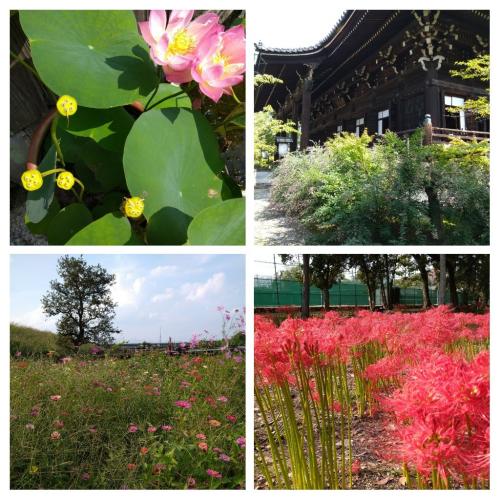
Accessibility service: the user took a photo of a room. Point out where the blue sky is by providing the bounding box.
[10,254,245,343]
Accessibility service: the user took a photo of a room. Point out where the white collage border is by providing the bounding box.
[2,0,497,498]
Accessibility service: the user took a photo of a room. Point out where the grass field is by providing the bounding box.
[11,345,245,489]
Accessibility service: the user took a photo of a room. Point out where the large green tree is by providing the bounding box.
[42,256,120,345]
[254,105,296,168]
[310,255,346,310]
[450,54,490,118]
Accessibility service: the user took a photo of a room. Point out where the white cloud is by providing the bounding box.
[12,306,57,331]
[150,265,178,277]
[151,288,174,303]
[181,272,225,301]
[113,271,146,308]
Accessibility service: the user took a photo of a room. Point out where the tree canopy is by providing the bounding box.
[41,256,120,345]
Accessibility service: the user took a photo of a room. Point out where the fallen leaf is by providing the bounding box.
[376,476,391,486]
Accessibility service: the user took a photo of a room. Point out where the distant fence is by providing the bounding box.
[254,277,460,308]
[120,344,245,353]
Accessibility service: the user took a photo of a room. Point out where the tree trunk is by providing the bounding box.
[379,277,387,308]
[413,254,432,309]
[439,254,447,305]
[322,288,330,310]
[425,185,444,243]
[368,285,377,311]
[384,255,393,309]
[447,258,459,308]
[302,254,310,319]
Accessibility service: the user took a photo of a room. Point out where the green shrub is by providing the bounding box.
[270,130,489,245]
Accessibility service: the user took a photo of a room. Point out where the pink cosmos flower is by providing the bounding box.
[15,351,22,357]
[25,423,35,431]
[206,469,222,479]
[50,395,61,401]
[152,463,166,475]
[50,431,61,440]
[53,420,64,429]
[226,414,237,423]
[191,24,246,102]
[139,10,222,84]
[217,396,228,403]
[81,472,91,481]
[219,453,231,462]
[236,436,246,448]
[187,476,196,488]
[147,426,157,433]
[127,463,137,471]
[175,400,192,409]
[196,433,207,440]
[89,426,97,434]
[161,425,173,432]
[198,441,208,452]
[128,424,139,433]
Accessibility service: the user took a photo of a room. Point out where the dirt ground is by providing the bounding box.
[254,170,311,246]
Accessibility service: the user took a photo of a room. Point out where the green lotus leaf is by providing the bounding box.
[19,10,157,108]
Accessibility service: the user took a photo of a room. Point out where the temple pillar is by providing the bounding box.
[300,65,315,149]
[424,68,442,128]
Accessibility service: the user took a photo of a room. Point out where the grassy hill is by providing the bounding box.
[10,323,59,357]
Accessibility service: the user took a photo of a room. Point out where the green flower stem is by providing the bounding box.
[41,168,66,177]
[10,50,38,76]
[146,89,187,111]
[231,87,242,105]
[74,177,85,202]
[143,67,162,112]
[50,115,65,166]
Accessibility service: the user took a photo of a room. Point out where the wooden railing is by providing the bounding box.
[396,126,489,143]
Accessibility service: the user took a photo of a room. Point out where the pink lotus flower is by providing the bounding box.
[50,395,61,401]
[139,10,222,84]
[161,425,173,432]
[175,400,192,409]
[206,468,222,479]
[147,426,157,433]
[191,25,245,102]
[128,424,139,433]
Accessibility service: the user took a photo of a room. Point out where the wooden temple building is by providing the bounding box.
[255,10,489,153]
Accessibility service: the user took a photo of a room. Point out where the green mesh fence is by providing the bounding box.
[254,278,461,307]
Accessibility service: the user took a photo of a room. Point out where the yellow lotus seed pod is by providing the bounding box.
[124,197,145,218]
[56,95,78,117]
[21,170,43,191]
[56,171,75,190]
